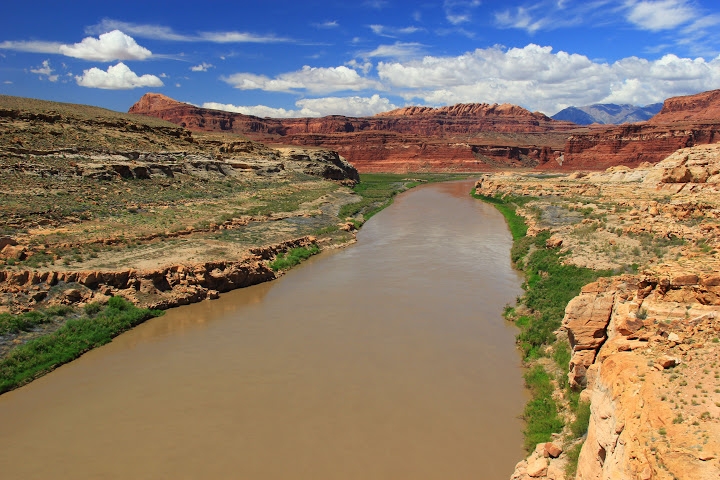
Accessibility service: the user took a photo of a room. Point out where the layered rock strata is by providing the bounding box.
[0,237,315,311]
[128,93,574,172]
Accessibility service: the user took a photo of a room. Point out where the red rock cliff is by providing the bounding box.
[129,94,575,172]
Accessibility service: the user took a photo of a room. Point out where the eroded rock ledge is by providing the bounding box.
[0,236,316,312]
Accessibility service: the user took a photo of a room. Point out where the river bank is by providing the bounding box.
[475,145,720,479]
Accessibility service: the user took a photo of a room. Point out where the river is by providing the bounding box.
[0,180,525,479]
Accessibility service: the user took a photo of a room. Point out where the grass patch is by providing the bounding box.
[471,192,529,240]
[515,231,612,359]
[565,442,584,478]
[569,400,591,438]
[523,365,564,450]
[0,305,73,335]
[0,297,162,394]
[269,244,320,271]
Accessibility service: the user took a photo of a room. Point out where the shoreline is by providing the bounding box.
[473,153,720,479]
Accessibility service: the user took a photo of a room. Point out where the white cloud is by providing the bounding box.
[75,62,164,90]
[203,94,397,118]
[88,19,291,43]
[198,31,289,43]
[360,42,424,59]
[3,80,12,84]
[190,62,214,72]
[374,44,720,113]
[59,30,152,61]
[30,60,59,82]
[624,0,697,31]
[203,102,306,118]
[222,65,380,94]
[369,25,423,37]
[495,7,548,34]
[0,40,62,54]
[296,94,398,116]
[314,21,339,29]
[443,0,482,25]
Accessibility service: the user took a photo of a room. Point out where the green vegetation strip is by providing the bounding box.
[0,297,162,394]
[474,191,610,452]
[269,245,320,271]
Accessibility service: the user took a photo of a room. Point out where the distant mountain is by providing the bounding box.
[552,103,663,125]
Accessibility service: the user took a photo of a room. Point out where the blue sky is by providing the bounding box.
[2,0,720,116]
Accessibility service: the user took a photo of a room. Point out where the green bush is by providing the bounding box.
[269,244,320,271]
[523,365,564,450]
[0,297,162,394]
[569,400,591,438]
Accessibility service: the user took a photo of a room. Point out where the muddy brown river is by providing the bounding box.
[0,180,525,479]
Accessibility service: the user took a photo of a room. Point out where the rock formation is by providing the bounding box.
[128,93,575,172]
[130,89,720,173]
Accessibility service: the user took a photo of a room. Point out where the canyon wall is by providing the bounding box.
[129,93,573,172]
[130,90,720,173]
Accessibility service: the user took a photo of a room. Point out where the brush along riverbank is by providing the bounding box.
[473,190,612,477]
[473,155,720,479]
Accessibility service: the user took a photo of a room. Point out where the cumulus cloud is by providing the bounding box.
[203,102,306,118]
[222,65,380,94]
[190,62,214,72]
[59,30,152,61]
[624,0,697,31]
[203,94,397,118]
[75,62,164,90]
[375,44,720,113]
[296,95,398,116]
[30,60,59,82]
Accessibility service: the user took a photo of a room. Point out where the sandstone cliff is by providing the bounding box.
[128,93,575,172]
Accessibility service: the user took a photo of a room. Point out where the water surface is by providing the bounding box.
[0,180,525,479]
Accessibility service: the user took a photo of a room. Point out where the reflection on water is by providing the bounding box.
[0,180,525,480]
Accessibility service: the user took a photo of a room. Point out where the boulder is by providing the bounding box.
[526,457,548,477]
[0,244,27,261]
[563,293,615,351]
[544,442,563,458]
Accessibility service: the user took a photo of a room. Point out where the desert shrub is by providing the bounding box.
[269,245,320,271]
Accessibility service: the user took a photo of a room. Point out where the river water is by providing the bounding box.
[0,180,525,479]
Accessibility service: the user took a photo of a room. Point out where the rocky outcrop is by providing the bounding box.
[572,274,720,480]
[0,237,316,312]
[0,94,358,186]
[129,93,575,172]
